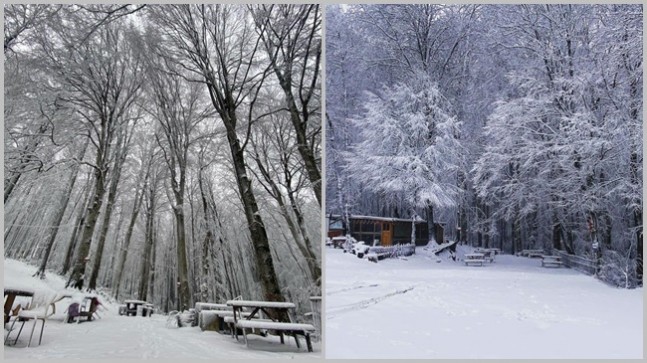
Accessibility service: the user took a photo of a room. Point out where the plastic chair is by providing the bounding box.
[5,301,56,347]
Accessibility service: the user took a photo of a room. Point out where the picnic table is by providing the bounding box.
[517,249,544,258]
[541,255,563,268]
[4,288,34,324]
[474,248,496,262]
[4,287,57,347]
[464,253,485,266]
[195,302,228,311]
[200,310,252,332]
[226,300,315,352]
[195,302,229,330]
[306,296,321,340]
[123,300,149,317]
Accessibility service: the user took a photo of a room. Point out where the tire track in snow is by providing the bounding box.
[327,286,416,319]
[326,284,380,296]
[139,316,160,359]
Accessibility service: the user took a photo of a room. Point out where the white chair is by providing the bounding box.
[5,301,56,347]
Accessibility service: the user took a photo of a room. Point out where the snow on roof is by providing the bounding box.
[226,300,296,309]
[330,214,427,223]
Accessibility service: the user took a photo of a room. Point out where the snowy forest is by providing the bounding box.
[326,4,642,287]
[4,4,321,314]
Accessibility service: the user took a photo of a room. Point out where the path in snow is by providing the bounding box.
[3,259,320,359]
[325,247,643,359]
[6,314,315,359]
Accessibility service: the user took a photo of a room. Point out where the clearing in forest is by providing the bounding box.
[325,247,643,359]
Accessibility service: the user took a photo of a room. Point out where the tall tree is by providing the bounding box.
[252,4,322,206]
[37,19,144,289]
[143,38,210,309]
[149,4,288,305]
[347,73,463,243]
[34,140,88,279]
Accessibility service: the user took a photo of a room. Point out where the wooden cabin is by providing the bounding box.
[327,214,444,246]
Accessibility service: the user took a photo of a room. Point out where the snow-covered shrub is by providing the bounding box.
[599,243,640,289]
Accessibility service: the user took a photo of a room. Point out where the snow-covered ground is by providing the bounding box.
[325,245,643,359]
[3,259,320,359]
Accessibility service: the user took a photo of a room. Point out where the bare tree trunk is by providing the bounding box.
[67,157,107,290]
[113,156,150,300]
[254,4,322,206]
[61,178,93,275]
[197,168,216,301]
[149,223,158,302]
[251,153,320,285]
[426,204,436,244]
[34,141,88,279]
[287,190,320,285]
[102,207,125,288]
[172,192,190,310]
[138,179,157,301]
[153,4,287,313]
[211,66,285,306]
[88,132,129,290]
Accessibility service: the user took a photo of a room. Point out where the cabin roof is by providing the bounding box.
[328,214,426,223]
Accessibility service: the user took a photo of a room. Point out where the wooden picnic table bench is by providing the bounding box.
[195,302,228,311]
[122,300,150,317]
[541,255,563,268]
[4,288,34,324]
[489,248,501,255]
[474,248,496,262]
[517,249,544,258]
[464,253,485,266]
[226,300,315,352]
[367,252,390,262]
[200,310,252,332]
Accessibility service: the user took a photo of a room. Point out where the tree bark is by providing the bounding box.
[34,141,88,279]
[138,181,156,301]
[251,154,320,285]
[88,133,128,290]
[113,153,150,300]
[256,4,322,206]
[61,179,93,275]
[67,148,108,289]
[426,204,436,243]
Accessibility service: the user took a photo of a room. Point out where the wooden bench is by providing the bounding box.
[227,299,314,352]
[475,249,495,263]
[516,249,544,258]
[235,320,316,352]
[464,253,485,266]
[541,255,563,268]
[367,252,390,262]
[195,302,228,311]
[202,310,250,332]
[123,299,148,316]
